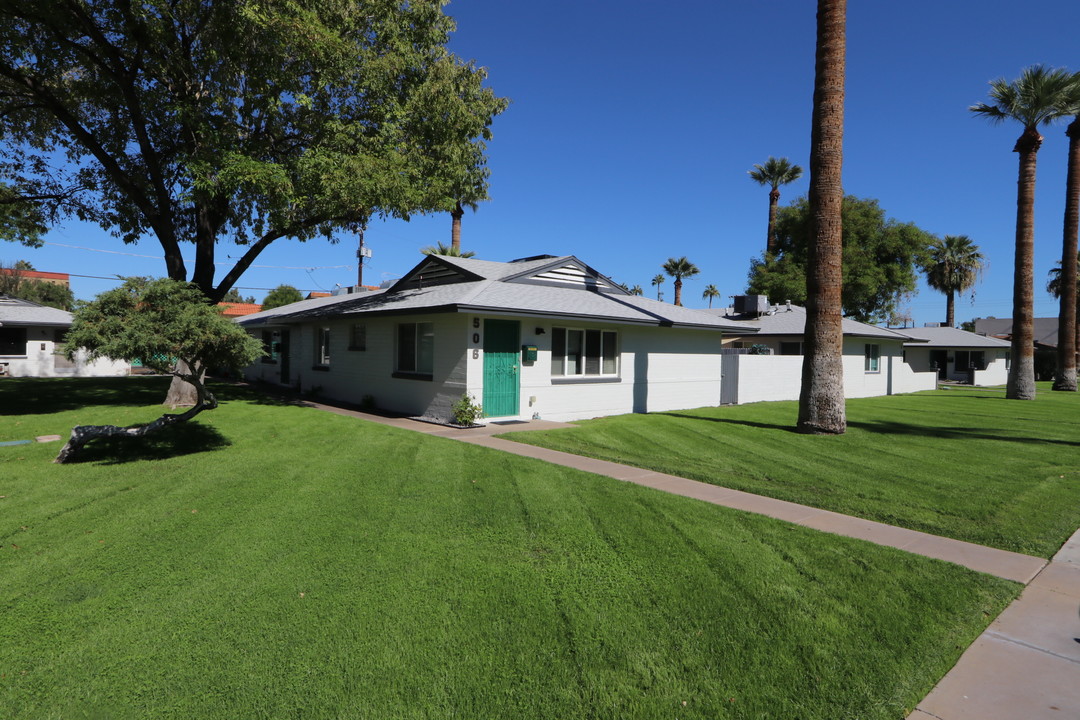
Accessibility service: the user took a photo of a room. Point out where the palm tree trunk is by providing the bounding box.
[1007,128,1042,400]
[674,279,683,306]
[946,289,955,327]
[450,202,464,252]
[798,0,846,435]
[766,188,781,255]
[1054,117,1079,391]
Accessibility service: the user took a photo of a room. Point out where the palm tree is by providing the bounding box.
[629,284,644,296]
[1053,77,1080,391]
[1048,253,1080,388]
[450,199,479,253]
[971,65,1077,400]
[421,241,476,258]
[662,257,699,306]
[749,157,804,255]
[798,0,847,435]
[702,284,720,308]
[923,235,985,328]
[651,273,665,300]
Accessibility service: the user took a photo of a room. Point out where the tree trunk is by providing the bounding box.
[55,380,217,463]
[1053,117,1079,392]
[766,188,781,255]
[451,202,464,252]
[798,0,846,435]
[674,278,683,306]
[946,289,955,328]
[1007,128,1042,400]
[164,359,203,407]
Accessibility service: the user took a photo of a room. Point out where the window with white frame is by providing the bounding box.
[397,322,434,375]
[315,327,330,367]
[551,327,618,377]
[864,343,880,373]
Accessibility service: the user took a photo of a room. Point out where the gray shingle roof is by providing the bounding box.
[899,326,1011,348]
[701,304,913,340]
[974,317,1059,347]
[239,256,758,332]
[0,295,72,326]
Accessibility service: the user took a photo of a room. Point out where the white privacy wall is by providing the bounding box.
[726,339,936,404]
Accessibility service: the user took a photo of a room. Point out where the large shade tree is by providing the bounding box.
[971,65,1077,400]
[0,0,507,402]
[55,278,264,463]
[923,235,985,328]
[747,195,933,324]
[748,156,804,256]
[798,0,846,435]
[1053,77,1080,391]
[662,257,699,306]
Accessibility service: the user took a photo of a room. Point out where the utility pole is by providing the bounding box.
[356,218,371,289]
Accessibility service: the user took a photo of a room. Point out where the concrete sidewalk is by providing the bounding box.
[297,401,1078,719]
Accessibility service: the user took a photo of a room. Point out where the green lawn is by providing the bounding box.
[0,378,1019,719]
[502,385,1080,557]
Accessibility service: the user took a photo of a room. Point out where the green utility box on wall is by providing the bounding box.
[521,345,538,363]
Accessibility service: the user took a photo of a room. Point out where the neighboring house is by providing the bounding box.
[238,254,756,422]
[899,326,1011,385]
[218,302,263,318]
[702,298,937,405]
[0,268,70,287]
[0,295,129,377]
[973,316,1059,380]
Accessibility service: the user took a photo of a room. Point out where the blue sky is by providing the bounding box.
[8,0,1080,326]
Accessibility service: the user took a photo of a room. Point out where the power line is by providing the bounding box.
[41,241,355,270]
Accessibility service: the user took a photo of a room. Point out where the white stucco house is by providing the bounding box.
[898,326,1011,386]
[237,254,756,422]
[0,295,130,377]
[702,297,938,404]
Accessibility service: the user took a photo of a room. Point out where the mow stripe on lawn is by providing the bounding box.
[0,378,1019,719]
[503,386,1080,557]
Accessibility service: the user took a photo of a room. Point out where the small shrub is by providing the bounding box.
[451,393,483,426]
[748,344,772,356]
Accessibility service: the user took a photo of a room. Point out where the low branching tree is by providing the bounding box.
[55,278,263,463]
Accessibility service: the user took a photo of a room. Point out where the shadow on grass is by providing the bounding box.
[61,421,231,465]
[1,376,175,415]
[846,419,1080,446]
[660,411,1080,446]
[659,412,801,433]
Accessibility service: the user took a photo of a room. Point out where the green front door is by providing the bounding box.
[483,319,520,417]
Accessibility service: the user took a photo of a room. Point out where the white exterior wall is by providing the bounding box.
[463,316,724,422]
[0,326,129,377]
[904,346,1008,386]
[245,314,468,420]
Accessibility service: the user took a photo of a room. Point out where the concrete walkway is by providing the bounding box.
[297,401,1079,719]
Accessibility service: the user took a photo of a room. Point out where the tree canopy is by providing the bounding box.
[261,284,304,310]
[56,277,264,462]
[0,0,508,302]
[0,261,75,309]
[747,195,934,324]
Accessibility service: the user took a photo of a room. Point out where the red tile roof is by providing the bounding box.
[218,302,263,317]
